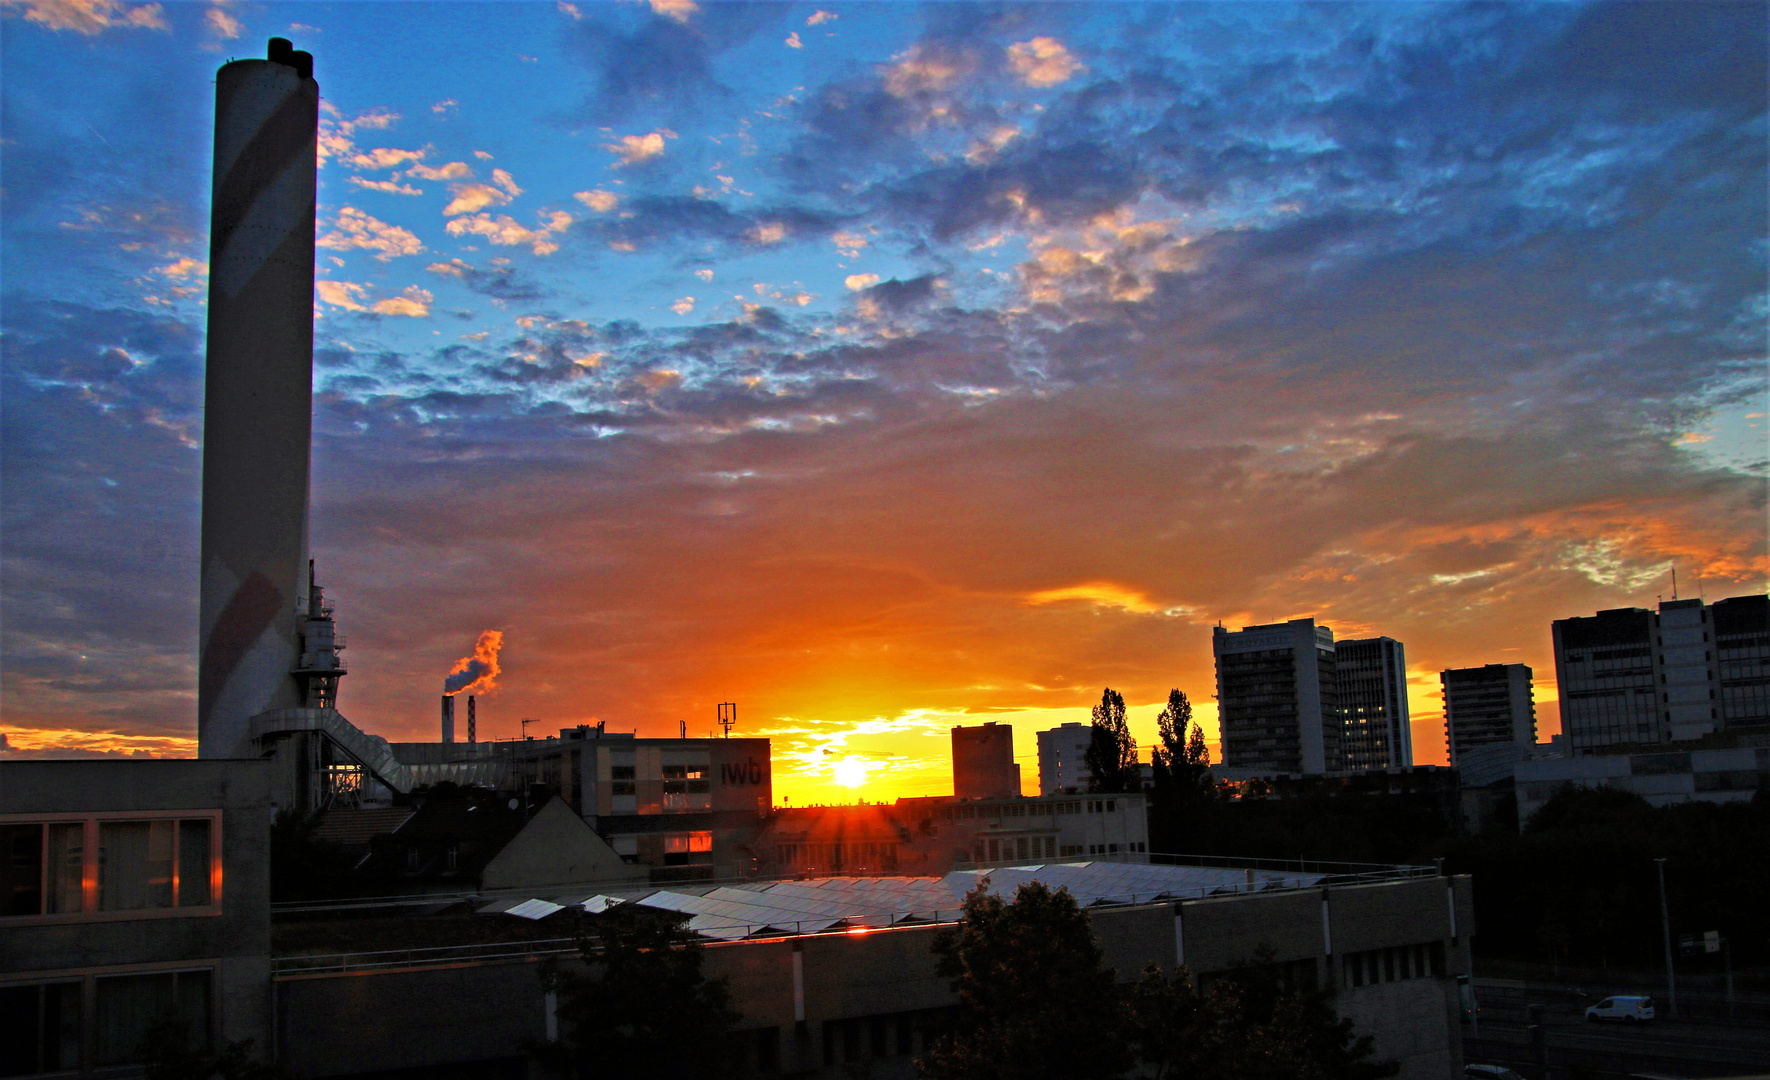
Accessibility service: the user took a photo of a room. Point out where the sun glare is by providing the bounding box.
[832,756,869,788]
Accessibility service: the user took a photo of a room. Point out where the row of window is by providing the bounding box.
[2,817,217,920]
[975,835,1057,863]
[774,841,895,870]
[1343,942,1446,988]
[0,969,211,1076]
[937,798,1123,821]
[821,1013,918,1067]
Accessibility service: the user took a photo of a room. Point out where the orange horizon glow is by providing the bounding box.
[2,676,1560,806]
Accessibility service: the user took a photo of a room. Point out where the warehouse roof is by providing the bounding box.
[480,859,1325,941]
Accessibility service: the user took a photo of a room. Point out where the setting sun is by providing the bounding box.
[832,756,869,788]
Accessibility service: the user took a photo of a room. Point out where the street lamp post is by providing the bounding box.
[1655,857,1676,1019]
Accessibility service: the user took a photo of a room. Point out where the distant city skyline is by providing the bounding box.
[2,1,1764,806]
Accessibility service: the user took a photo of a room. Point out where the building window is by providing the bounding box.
[662,831,713,865]
[1,815,217,921]
[0,981,81,1076]
[93,969,211,1067]
[754,1027,780,1074]
[2,822,83,916]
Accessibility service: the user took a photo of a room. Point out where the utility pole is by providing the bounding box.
[1723,935,1735,1019]
[1525,1003,1547,1080]
[1655,857,1677,1019]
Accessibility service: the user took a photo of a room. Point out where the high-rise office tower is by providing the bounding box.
[1212,619,1339,775]
[1441,664,1535,764]
[1037,723,1093,794]
[1553,594,1768,752]
[951,722,1021,799]
[1336,637,1412,770]
[1714,595,1769,727]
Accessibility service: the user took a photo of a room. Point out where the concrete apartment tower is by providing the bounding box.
[1037,722,1093,794]
[1440,664,1535,765]
[198,39,319,758]
[1212,619,1339,775]
[1335,636,1412,770]
[951,723,1020,799]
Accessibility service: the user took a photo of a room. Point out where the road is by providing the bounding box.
[1463,988,1770,1078]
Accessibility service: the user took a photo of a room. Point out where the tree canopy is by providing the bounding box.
[920,883,1399,1080]
[921,881,1131,1080]
[538,905,741,1080]
[1084,687,1139,794]
[1128,957,1398,1080]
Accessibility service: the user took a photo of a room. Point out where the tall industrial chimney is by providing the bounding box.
[441,695,455,743]
[197,38,319,757]
[467,696,476,743]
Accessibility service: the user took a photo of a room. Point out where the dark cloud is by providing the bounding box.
[580,195,843,251]
[1,297,204,737]
[558,2,788,124]
[859,273,943,313]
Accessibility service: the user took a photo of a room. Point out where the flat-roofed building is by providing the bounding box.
[1553,594,1768,752]
[950,722,1020,800]
[1515,743,1770,824]
[1714,594,1769,727]
[382,727,772,883]
[1213,618,1339,776]
[1,760,273,1077]
[756,792,1151,878]
[1337,637,1412,770]
[1441,663,1535,765]
[276,859,1475,1080]
[1554,606,1665,750]
[1036,722,1092,794]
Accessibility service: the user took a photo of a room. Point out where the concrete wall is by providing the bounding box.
[1338,978,1462,1080]
[276,962,546,1077]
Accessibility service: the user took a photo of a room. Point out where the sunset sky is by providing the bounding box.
[2,0,1764,805]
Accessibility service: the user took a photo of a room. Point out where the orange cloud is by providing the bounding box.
[9,0,167,34]
[1023,582,1167,614]
[604,130,674,166]
[317,207,423,260]
[1007,37,1083,88]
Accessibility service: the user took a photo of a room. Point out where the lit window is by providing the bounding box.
[2,816,216,919]
[662,831,713,854]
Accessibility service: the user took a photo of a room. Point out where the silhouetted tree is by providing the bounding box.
[1129,954,1397,1080]
[1084,688,1138,794]
[1152,689,1191,770]
[538,905,741,1079]
[920,881,1130,1080]
[1149,690,1217,851]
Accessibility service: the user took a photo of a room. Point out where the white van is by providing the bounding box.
[1585,995,1655,1023]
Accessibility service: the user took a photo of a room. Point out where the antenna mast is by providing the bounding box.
[717,702,738,738]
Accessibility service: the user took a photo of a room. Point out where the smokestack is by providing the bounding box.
[441,695,455,743]
[467,696,476,743]
[197,39,320,757]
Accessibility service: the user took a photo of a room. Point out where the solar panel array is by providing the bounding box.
[483,861,1325,941]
